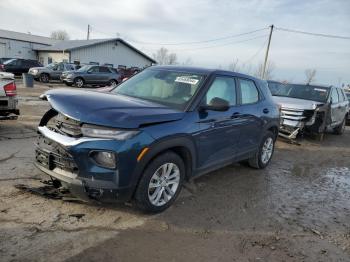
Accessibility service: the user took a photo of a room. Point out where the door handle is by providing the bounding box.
[231,112,241,118]
[263,108,269,114]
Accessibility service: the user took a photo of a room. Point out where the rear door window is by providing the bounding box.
[238,79,259,104]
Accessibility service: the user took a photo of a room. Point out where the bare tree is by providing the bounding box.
[50,30,70,40]
[152,47,178,65]
[255,61,275,80]
[182,57,193,65]
[305,69,317,84]
[228,58,240,72]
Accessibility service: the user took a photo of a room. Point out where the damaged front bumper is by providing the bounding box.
[34,126,136,203]
[279,107,325,139]
[0,96,20,120]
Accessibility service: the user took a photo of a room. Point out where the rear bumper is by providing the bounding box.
[0,97,19,119]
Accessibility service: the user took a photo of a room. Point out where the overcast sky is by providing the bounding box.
[1,0,349,85]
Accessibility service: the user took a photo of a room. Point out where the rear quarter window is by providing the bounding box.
[238,79,259,104]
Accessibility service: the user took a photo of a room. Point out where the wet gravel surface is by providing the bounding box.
[0,83,349,261]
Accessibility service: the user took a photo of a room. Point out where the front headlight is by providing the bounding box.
[81,124,140,140]
[31,69,38,74]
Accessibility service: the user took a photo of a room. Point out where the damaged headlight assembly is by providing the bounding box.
[81,124,140,140]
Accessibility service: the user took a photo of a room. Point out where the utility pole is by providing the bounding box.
[262,24,274,79]
[87,24,90,40]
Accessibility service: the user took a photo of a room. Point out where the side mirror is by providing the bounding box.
[200,97,230,112]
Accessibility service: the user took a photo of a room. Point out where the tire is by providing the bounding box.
[65,82,73,86]
[248,131,275,169]
[108,79,118,87]
[135,151,185,213]
[74,77,84,88]
[333,117,346,135]
[39,73,50,83]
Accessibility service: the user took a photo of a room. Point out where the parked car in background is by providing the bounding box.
[60,65,121,88]
[345,91,350,124]
[0,58,42,75]
[0,72,19,120]
[268,81,349,139]
[35,66,280,212]
[0,58,15,64]
[28,62,77,83]
[116,67,141,81]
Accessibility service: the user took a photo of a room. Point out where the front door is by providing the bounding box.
[194,76,241,170]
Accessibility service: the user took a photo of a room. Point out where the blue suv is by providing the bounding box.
[35,66,280,212]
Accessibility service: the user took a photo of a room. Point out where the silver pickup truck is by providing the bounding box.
[0,72,19,120]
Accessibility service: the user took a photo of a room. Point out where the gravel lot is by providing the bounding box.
[0,81,349,261]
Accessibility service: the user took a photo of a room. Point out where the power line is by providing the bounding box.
[162,34,268,52]
[127,27,269,46]
[275,27,350,40]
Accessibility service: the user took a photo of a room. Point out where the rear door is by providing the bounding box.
[330,87,341,126]
[52,63,64,80]
[235,78,265,156]
[336,88,348,122]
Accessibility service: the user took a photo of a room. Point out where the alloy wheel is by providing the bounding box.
[75,79,83,88]
[261,137,274,164]
[148,163,180,206]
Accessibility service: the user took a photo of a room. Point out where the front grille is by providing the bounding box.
[35,135,78,173]
[281,108,315,122]
[53,113,82,137]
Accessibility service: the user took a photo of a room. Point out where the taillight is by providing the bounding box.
[4,82,16,96]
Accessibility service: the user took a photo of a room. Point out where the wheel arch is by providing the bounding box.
[131,136,196,196]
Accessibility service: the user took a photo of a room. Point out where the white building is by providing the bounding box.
[0,29,57,60]
[35,38,155,68]
[0,29,155,68]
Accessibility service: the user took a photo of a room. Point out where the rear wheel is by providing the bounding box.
[248,131,275,169]
[109,79,118,87]
[74,77,84,88]
[40,73,50,83]
[333,117,346,135]
[135,151,184,213]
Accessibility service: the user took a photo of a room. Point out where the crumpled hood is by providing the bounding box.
[43,88,185,129]
[272,96,324,110]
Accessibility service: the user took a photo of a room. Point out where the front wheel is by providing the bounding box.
[135,151,185,213]
[248,131,275,169]
[40,73,50,83]
[74,77,84,88]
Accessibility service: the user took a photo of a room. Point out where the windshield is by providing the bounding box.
[46,63,57,69]
[3,59,16,65]
[77,65,90,72]
[111,68,205,110]
[268,82,330,103]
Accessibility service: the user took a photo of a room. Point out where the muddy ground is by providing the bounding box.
[0,81,349,261]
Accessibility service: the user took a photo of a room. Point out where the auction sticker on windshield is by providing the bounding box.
[175,76,199,85]
[314,88,328,92]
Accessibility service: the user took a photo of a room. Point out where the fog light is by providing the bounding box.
[90,151,116,169]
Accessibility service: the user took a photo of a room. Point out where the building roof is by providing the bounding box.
[34,38,156,63]
[0,29,57,45]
